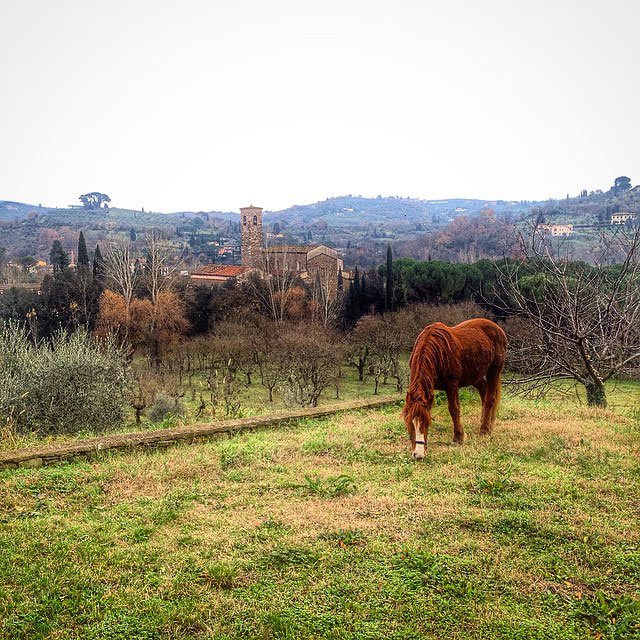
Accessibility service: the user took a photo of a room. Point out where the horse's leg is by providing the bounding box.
[446,385,464,444]
[474,379,487,401]
[480,366,502,435]
[474,379,489,432]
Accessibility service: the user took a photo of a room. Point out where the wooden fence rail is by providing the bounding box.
[0,395,403,470]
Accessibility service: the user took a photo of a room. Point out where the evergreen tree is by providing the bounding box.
[92,244,104,279]
[130,228,137,242]
[393,275,406,309]
[49,240,69,272]
[360,272,367,316]
[77,231,90,268]
[348,267,360,324]
[385,244,393,312]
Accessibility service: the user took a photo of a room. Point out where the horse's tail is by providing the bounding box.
[491,370,502,423]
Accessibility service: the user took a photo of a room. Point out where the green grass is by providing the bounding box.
[1,386,639,639]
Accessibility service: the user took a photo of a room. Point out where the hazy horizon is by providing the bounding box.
[2,0,639,212]
[0,191,552,215]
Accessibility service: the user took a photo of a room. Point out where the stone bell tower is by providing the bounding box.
[240,205,263,268]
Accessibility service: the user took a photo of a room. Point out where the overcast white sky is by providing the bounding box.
[1,0,638,212]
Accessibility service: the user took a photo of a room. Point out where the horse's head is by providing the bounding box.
[402,391,433,460]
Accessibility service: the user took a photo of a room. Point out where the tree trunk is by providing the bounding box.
[585,379,607,408]
[577,339,607,407]
[149,338,161,368]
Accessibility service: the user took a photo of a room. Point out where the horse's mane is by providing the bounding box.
[403,324,456,425]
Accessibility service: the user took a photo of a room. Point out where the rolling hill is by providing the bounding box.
[0,195,537,229]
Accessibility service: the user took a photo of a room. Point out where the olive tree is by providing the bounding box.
[0,322,129,435]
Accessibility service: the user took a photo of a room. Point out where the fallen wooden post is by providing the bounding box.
[0,395,403,470]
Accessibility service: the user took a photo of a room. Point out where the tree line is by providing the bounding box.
[0,223,638,424]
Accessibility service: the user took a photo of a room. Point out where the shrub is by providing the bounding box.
[147,392,185,423]
[0,322,129,436]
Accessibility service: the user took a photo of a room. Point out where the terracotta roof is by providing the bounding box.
[266,245,317,253]
[190,265,251,277]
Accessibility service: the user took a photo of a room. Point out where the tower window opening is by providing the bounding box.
[243,216,247,225]
[253,215,257,225]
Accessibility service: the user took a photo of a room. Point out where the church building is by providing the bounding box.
[190,205,347,298]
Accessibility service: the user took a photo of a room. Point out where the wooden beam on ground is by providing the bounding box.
[0,395,403,470]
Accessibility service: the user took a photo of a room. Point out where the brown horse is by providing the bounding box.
[403,318,507,459]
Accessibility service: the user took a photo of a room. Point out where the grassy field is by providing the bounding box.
[1,384,639,639]
[0,362,399,452]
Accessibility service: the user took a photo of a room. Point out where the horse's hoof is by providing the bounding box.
[452,439,464,446]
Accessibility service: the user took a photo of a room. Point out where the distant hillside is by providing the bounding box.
[0,195,535,228]
[530,183,640,226]
[0,200,239,226]
[0,201,173,226]
[265,195,534,227]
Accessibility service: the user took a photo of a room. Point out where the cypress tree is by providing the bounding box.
[77,231,90,268]
[360,273,367,316]
[349,267,360,324]
[92,244,104,279]
[385,244,393,312]
[49,240,69,272]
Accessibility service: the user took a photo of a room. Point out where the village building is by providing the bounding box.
[541,223,574,237]
[610,211,637,225]
[189,264,254,285]
[189,205,348,298]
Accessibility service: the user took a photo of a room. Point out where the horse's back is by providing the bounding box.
[451,318,507,367]
[410,318,506,388]
[452,318,507,346]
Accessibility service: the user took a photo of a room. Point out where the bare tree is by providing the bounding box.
[104,242,136,307]
[102,242,137,344]
[493,225,640,407]
[277,326,343,407]
[101,233,187,365]
[141,230,184,366]
[310,270,340,327]
[246,244,303,325]
[142,229,181,304]
[349,311,416,394]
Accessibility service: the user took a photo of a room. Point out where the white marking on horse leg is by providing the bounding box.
[412,418,425,459]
